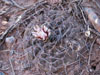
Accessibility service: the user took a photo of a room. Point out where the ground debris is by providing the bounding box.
[0,0,100,75]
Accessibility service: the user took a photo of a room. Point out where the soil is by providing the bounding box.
[0,0,100,75]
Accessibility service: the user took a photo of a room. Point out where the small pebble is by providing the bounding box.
[5,36,15,44]
[1,21,8,25]
[89,69,93,72]
[5,36,15,48]
[85,30,90,37]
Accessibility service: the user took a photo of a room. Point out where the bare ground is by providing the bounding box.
[0,0,100,75]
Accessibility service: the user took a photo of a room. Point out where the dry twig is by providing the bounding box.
[9,58,15,75]
[2,0,25,9]
[88,36,97,66]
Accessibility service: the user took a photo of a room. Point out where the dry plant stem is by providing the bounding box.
[85,66,90,73]
[0,6,12,16]
[88,36,97,66]
[94,0,100,9]
[78,0,83,5]
[78,52,87,60]
[9,58,15,75]
[66,60,79,67]
[2,0,25,9]
[10,0,25,9]
[0,23,16,40]
[78,5,89,30]
[89,28,100,37]
[0,49,10,53]
[80,69,85,75]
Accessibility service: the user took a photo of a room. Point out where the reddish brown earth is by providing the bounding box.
[0,0,100,75]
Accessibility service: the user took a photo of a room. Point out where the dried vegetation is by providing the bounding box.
[0,0,100,75]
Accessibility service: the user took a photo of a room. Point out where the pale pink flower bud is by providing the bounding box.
[32,25,51,40]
